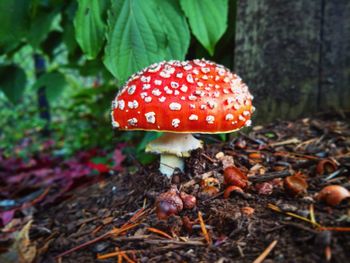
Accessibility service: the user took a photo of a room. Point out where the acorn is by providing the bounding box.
[156,187,183,219]
[224,166,248,188]
[284,172,308,196]
[179,192,197,209]
[200,185,220,198]
[316,185,350,206]
[316,159,337,175]
[223,185,244,199]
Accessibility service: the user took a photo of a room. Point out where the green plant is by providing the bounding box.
[0,0,235,158]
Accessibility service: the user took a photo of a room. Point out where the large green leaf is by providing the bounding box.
[33,71,67,103]
[157,0,190,60]
[74,0,108,59]
[104,0,167,83]
[0,1,30,50]
[0,65,27,104]
[27,9,58,49]
[180,0,228,55]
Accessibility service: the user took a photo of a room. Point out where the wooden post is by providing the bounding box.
[234,0,350,123]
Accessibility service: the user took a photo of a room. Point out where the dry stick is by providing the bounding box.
[252,240,278,263]
[269,138,301,147]
[248,170,291,183]
[113,235,206,246]
[145,239,206,246]
[201,153,216,163]
[280,221,319,234]
[273,151,320,161]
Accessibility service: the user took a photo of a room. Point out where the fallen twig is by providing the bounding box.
[280,221,318,234]
[269,138,300,147]
[145,239,206,246]
[248,170,292,183]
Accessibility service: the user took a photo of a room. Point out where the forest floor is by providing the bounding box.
[1,114,350,263]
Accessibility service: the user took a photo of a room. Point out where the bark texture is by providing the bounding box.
[234,0,350,122]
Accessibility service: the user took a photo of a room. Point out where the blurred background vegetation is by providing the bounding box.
[0,0,235,163]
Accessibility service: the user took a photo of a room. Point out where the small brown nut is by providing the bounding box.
[224,166,248,188]
[316,185,350,206]
[179,192,197,209]
[316,159,337,175]
[156,188,183,219]
[223,185,244,199]
[284,172,308,196]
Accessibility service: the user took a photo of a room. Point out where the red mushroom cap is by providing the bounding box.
[111,59,254,133]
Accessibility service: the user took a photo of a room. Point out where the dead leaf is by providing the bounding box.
[0,220,36,263]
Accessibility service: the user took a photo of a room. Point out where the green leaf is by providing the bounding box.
[0,65,27,104]
[74,0,108,59]
[180,0,228,55]
[33,71,67,103]
[157,0,190,60]
[104,0,167,83]
[27,9,58,49]
[0,0,30,50]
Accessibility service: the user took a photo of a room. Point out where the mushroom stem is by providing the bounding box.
[146,133,203,178]
[160,154,184,177]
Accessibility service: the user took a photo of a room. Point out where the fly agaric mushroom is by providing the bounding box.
[111,59,254,177]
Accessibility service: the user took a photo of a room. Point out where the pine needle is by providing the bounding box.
[56,208,147,259]
[121,252,136,263]
[198,211,212,245]
[268,203,350,232]
[267,203,321,227]
[97,249,138,260]
[253,240,278,263]
[147,227,173,239]
[309,204,316,225]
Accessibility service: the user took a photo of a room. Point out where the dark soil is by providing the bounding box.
[34,116,350,262]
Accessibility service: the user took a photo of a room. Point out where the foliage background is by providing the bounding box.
[0,0,235,162]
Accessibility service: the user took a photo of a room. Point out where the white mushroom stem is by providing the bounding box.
[159,154,185,177]
[146,133,203,178]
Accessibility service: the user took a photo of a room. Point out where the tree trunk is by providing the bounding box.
[234,0,350,123]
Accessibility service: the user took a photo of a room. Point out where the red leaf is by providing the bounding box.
[0,210,15,226]
[87,162,110,173]
[112,148,125,171]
